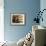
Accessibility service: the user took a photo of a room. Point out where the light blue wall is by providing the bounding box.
[4,0,40,42]
[40,0,46,27]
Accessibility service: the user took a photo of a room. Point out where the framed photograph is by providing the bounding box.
[11,14,25,25]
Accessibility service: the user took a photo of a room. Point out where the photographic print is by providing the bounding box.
[11,14,25,25]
